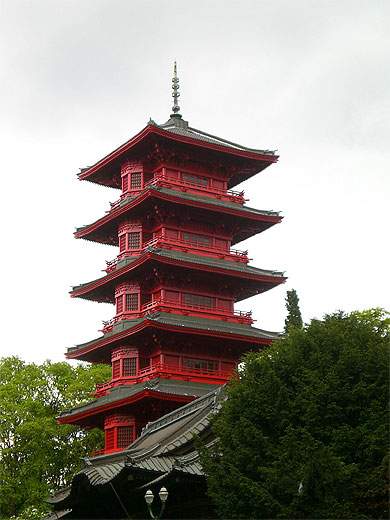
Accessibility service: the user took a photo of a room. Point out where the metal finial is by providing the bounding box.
[171,61,181,117]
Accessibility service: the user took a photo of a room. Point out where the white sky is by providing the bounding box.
[0,0,388,364]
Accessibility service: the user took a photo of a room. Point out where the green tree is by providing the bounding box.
[201,309,389,519]
[0,357,111,519]
[284,288,303,332]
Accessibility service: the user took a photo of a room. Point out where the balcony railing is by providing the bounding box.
[93,362,235,397]
[101,298,253,333]
[107,173,247,212]
[104,236,249,273]
[143,236,249,261]
[144,173,247,204]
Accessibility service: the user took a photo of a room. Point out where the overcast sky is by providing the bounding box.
[0,0,388,364]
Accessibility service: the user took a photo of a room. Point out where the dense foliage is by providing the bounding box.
[284,288,303,332]
[0,357,111,519]
[201,309,389,519]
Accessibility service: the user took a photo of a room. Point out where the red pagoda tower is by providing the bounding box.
[58,64,285,456]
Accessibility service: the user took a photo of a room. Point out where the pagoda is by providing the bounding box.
[58,63,285,456]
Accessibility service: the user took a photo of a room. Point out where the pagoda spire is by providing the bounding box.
[171,61,181,117]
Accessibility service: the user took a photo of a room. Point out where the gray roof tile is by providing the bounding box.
[58,379,217,420]
[158,119,276,157]
[75,184,281,236]
[68,311,279,356]
[71,248,284,294]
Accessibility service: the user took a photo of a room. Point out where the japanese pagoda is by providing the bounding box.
[58,63,285,456]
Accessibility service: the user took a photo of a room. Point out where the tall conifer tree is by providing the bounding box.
[284,288,303,332]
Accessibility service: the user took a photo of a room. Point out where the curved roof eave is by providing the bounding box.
[70,250,286,299]
[66,312,279,360]
[74,187,282,241]
[78,124,278,184]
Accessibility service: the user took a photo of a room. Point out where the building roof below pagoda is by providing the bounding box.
[48,386,225,519]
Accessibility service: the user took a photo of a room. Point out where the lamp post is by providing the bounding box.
[144,487,168,519]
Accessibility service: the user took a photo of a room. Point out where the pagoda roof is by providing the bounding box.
[78,116,278,189]
[71,249,285,302]
[67,311,280,361]
[75,185,282,246]
[48,386,225,516]
[57,378,217,426]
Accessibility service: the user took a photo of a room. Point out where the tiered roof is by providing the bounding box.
[75,186,282,245]
[71,249,285,302]
[58,378,217,427]
[66,311,280,362]
[77,116,278,189]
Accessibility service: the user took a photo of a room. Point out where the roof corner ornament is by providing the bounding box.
[171,61,182,118]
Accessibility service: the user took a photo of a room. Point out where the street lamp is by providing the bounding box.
[144,487,168,519]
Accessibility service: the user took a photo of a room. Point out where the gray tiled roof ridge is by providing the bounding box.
[149,312,280,338]
[152,248,285,277]
[142,392,220,435]
[154,186,281,216]
[159,123,277,156]
[136,386,224,439]
[127,404,214,462]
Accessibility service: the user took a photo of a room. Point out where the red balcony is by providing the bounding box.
[107,172,247,212]
[142,236,249,262]
[100,298,253,333]
[104,236,249,273]
[93,362,235,397]
[144,173,247,204]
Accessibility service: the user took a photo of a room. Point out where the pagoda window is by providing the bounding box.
[122,357,137,377]
[125,293,139,311]
[117,426,134,448]
[130,172,142,190]
[104,413,138,453]
[116,296,124,314]
[183,172,209,188]
[112,360,120,379]
[182,293,214,310]
[127,232,141,249]
[183,232,211,249]
[183,358,218,373]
